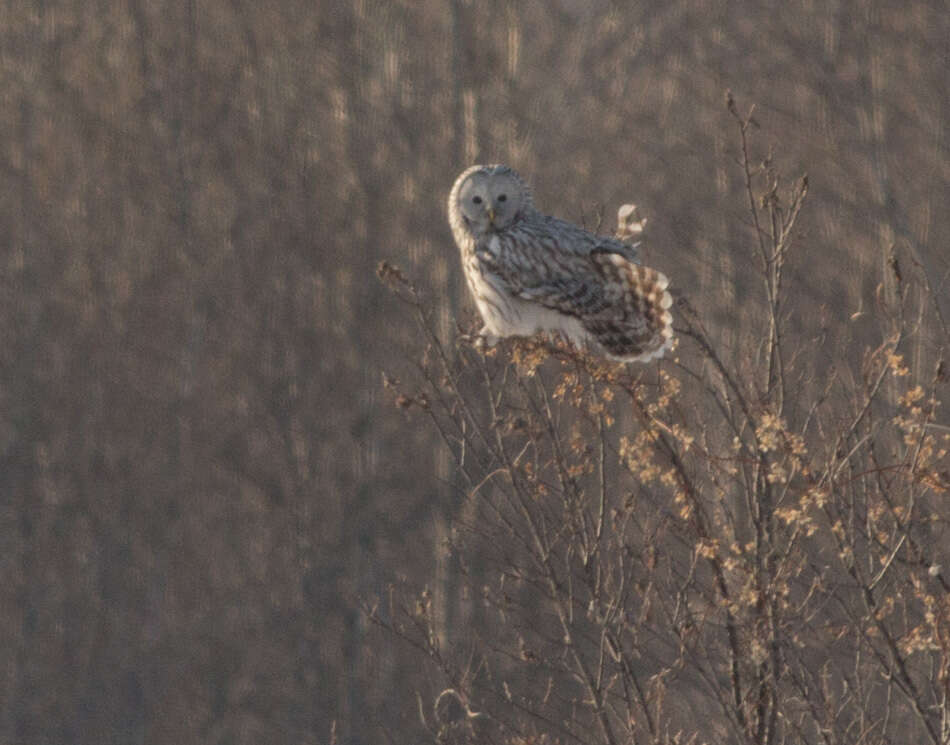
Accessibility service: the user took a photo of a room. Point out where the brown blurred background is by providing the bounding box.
[1,1,947,743]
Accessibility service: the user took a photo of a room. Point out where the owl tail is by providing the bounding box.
[584,252,674,363]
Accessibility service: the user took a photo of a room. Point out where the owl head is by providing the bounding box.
[449,164,534,237]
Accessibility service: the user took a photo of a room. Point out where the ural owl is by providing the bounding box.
[448,164,674,362]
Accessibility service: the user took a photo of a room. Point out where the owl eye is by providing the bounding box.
[498,194,507,202]
[472,196,483,204]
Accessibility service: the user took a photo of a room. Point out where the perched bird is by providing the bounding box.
[448,164,673,362]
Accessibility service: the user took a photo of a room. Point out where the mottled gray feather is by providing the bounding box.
[448,164,673,362]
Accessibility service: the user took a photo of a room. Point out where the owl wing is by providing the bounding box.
[514,248,657,321]
[477,231,673,361]
[477,228,634,318]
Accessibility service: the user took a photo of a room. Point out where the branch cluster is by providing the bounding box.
[371,101,950,745]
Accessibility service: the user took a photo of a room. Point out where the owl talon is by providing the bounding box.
[457,330,499,351]
[474,330,500,351]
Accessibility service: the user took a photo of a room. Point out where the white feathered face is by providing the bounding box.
[454,166,528,237]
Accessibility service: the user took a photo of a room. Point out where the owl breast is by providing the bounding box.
[463,236,586,343]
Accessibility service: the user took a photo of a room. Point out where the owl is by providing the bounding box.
[448,164,674,362]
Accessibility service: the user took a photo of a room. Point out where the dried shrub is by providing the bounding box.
[370,99,950,745]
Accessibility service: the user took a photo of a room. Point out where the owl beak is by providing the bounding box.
[486,207,496,226]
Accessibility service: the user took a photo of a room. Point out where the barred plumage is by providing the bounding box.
[448,164,674,362]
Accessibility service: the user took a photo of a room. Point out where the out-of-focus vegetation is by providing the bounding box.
[0,2,947,744]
